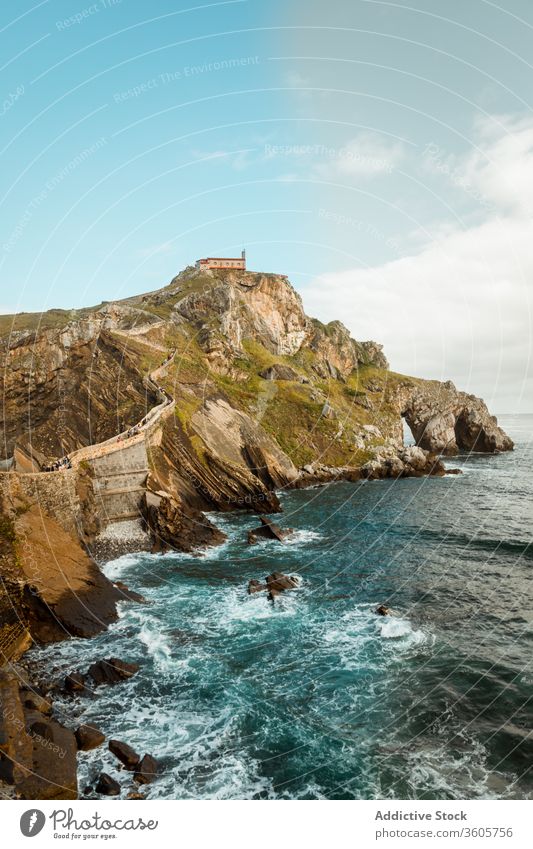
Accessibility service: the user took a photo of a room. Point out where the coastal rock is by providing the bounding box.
[400,381,513,455]
[109,739,140,770]
[95,773,121,796]
[75,724,105,751]
[21,689,52,715]
[361,447,447,480]
[0,668,33,785]
[134,754,159,785]
[64,672,87,695]
[88,658,139,687]
[141,489,225,555]
[246,572,299,600]
[247,516,294,544]
[308,319,388,378]
[0,481,121,645]
[248,579,268,594]
[113,581,147,603]
[266,572,299,593]
[19,716,78,800]
[173,270,308,357]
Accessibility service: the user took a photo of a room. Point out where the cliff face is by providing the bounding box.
[1,308,159,465]
[400,380,513,454]
[0,478,120,647]
[0,264,513,560]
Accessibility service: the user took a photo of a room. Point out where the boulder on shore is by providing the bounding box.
[361,446,449,480]
[18,715,78,800]
[64,672,87,695]
[109,739,141,770]
[21,689,52,715]
[75,724,105,751]
[88,658,139,687]
[95,773,121,796]
[134,753,158,785]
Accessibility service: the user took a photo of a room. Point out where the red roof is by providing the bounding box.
[199,257,244,261]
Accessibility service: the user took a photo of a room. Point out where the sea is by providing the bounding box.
[31,415,533,800]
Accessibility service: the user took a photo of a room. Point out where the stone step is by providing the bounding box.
[93,467,149,479]
[97,486,146,497]
[106,511,141,522]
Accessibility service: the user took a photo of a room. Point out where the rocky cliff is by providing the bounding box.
[0,264,512,547]
[0,262,514,799]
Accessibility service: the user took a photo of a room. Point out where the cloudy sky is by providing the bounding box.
[1,0,532,411]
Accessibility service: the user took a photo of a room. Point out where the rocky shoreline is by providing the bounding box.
[0,445,464,801]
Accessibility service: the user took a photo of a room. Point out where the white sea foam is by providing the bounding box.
[378,615,431,648]
[138,619,173,670]
[286,529,323,546]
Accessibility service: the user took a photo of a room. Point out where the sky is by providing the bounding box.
[1,0,532,413]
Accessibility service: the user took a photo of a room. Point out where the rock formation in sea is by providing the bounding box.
[0,263,513,798]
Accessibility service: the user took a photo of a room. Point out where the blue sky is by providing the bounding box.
[1,0,532,410]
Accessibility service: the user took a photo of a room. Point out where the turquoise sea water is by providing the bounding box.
[33,415,533,799]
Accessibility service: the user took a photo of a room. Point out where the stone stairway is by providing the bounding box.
[89,440,150,524]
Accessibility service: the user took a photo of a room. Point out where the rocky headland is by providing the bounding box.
[0,264,512,798]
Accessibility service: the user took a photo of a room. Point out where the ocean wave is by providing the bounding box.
[417,528,532,559]
[378,616,427,646]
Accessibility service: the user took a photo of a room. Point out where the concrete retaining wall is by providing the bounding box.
[86,440,149,523]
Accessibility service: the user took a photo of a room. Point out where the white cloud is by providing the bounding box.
[304,117,533,413]
[313,133,406,180]
[463,114,533,216]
